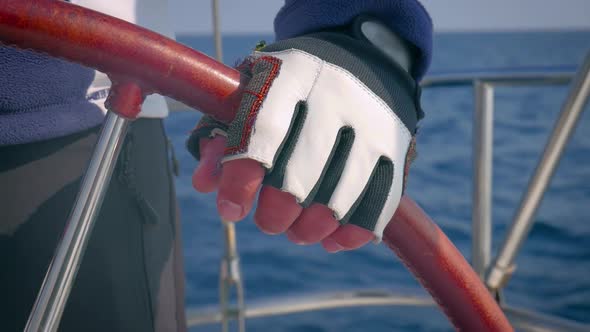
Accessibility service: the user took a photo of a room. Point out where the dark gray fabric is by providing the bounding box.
[261,32,421,133]
[311,127,355,207]
[226,93,256,150]
[343,157,394,231]
[263,101,308,190]
[0,119,186,332]
[226,58,281,154]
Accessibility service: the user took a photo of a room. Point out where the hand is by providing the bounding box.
[192,135,375,253]
[188,19,421,253]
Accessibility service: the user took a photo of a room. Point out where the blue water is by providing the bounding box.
[165,31,590,331]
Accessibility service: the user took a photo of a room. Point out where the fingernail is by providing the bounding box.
[286,229,306,245]
[218,199,243,222]
[323,238,343,253]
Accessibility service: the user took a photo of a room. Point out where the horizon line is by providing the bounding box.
[174,27,590,37]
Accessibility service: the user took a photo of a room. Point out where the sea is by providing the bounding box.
[163,31,590,331]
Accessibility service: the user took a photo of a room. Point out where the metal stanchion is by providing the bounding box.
[211,0,223,63]
[210,2,246,331]
[472,81,494,279]
[25,113,130,332]
[219,222,245,332]
[487,53,590,292]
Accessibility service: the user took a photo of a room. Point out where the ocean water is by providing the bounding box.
[164,31,590,331]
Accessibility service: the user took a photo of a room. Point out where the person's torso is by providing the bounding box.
[0,0,174,146]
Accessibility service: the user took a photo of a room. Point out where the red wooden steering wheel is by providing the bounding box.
[0,1,513,331]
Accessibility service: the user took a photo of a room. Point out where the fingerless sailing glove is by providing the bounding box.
[188,17,422,240]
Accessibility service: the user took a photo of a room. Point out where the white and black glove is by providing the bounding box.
[188,17,422,240]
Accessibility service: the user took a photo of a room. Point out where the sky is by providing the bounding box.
[169,0,590,35]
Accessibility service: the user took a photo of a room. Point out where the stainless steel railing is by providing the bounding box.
[419,59,590,292]
[487,54,590,293]
[472,80,494,278]
[420,67,575,87]
[186,289,590,332]
[25,113,130,332]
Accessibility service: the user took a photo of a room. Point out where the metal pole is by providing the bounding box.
[209,2,245,330]
[25,113,130,332]
[219,222,245,332]
[472,81,494,279]
[211,0,223,62]
[487,53,590,292]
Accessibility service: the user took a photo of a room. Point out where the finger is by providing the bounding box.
[217,158,265,222]
[321,224,374,253]
[254,186,302,235]
[192,136,226,193]
[286,204,339,245]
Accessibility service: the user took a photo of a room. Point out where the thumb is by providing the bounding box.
[192,135,227,193]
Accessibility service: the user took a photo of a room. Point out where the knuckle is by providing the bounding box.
[333,225,372,249]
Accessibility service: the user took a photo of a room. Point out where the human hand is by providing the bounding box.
[188,20,421,253]
[193,134,376,253]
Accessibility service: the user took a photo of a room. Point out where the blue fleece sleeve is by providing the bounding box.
[274,0,432,80]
